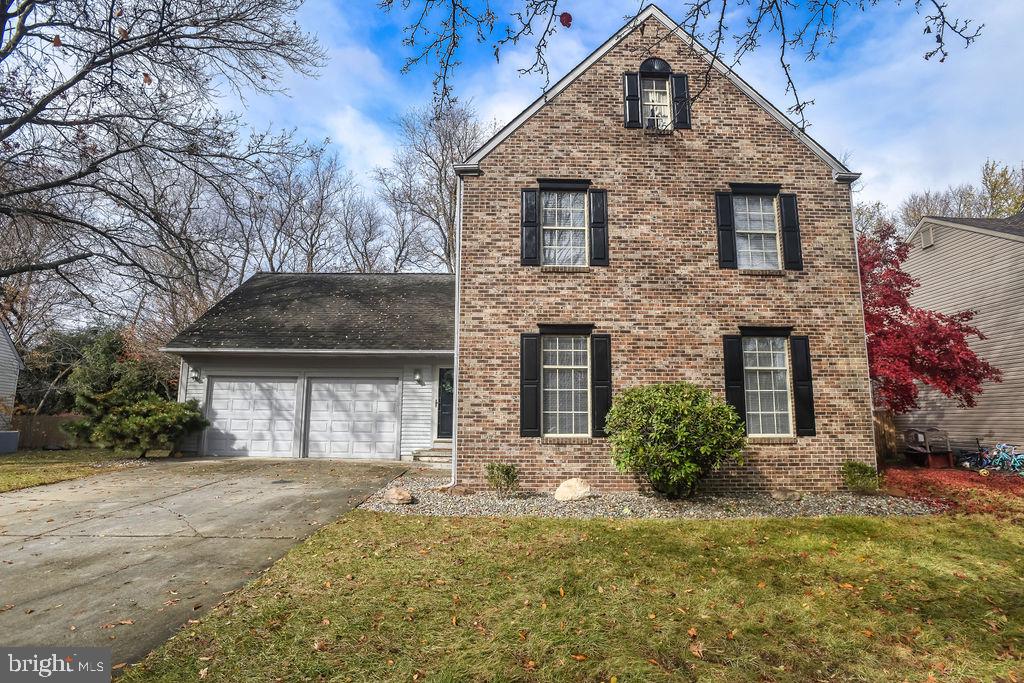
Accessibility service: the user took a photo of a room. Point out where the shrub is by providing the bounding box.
[88,398,208,457]
[842,460,882,494]
[485,462,520,498]
[606,382,746,498]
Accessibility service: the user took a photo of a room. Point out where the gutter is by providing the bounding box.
[450,172,465,487]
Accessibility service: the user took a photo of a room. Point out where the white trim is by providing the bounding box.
[741,336,795,438]
[461,4,857,183]
[540,334,591,438]
[450,174,464,486]
[0,323,23,370]
[908,217,1024,246]
[162,347,454,355]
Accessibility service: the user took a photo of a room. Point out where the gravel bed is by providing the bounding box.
[360,476,937,520]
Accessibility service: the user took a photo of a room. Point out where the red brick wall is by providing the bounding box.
[456,17,875,494]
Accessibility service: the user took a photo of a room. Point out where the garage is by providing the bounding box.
[205,378,297,457]
[306,379,399,459]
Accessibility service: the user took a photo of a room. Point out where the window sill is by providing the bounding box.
[737,269,786,277]
[540,265,591,273]
[747,436,798,446]
[541,436,598,445]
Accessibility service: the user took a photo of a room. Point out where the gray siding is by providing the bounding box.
[0,330,20,430]
[174,353,451,457]
[893,223,1024,448]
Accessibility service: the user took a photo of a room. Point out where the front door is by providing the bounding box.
[437,368,454,439]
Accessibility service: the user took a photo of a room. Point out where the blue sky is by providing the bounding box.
[235,1,1023,209]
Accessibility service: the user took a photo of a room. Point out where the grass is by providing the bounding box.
[0,448,150,493]
[124,511,1024,682]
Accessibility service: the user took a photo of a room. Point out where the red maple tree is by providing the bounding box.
[858,221,1001,414]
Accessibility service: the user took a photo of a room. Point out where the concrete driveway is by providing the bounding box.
[0,457,404,666]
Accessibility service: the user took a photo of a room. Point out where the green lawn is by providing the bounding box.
[125,511,1024,682]
[0,448,150,493]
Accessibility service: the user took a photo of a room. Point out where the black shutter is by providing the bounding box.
[521,189,540,266]
[716,192,737,269]
[779,193,803,270]
[723,335,746,430]
[589,190,608,266]
[520,333,541,437]
[671,73,691,129]
[790,335,816,436]
[591,334,612,437]
[623,73,641,128]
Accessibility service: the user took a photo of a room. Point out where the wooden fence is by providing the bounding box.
[11,414,81,450]
[873,409,900,461]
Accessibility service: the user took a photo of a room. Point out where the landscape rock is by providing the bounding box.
[554,478,592,502]
[770,487,802,502]
[383,486,414,505]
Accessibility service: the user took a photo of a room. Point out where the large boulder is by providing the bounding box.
[554,478,592,502]
[383,486,414,505]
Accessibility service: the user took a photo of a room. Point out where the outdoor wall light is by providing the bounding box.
[413,368,423,384]
[190,368,203,382]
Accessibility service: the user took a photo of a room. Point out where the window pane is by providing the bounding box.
[540,335,589,435]
[742,336,792,436]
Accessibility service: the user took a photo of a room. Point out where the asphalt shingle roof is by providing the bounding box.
[166,273,455,351]
[927,212,1024,238]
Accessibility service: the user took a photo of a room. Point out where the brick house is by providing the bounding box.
[452,5,875,493]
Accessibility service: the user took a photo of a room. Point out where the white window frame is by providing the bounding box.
[540,335,591,437]
[733,194,783,270]
[540,190,588,267]
[640,77,671,130]
[742,336,795,437]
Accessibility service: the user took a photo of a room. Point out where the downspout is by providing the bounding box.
[449,174,464,487]
[842,175,878,467]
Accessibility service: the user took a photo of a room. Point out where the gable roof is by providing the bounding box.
[0,322,23,370]
[457,4,858,183]
[911,213,1024,244]
[164,273,455,353]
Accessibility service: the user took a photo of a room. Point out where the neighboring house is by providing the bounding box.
[0,322,23,430]
[452,5,874,492]
[893,213,1024,449]
[164,273,455,460]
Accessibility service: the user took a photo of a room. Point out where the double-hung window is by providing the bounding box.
[640,77,670,130]
[742,336,792,436]
[541,335,589,436]
[541,191,587,266]
[733,194,781,269]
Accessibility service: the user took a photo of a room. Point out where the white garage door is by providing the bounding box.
[306,379,399,459]
[205,378,297,457]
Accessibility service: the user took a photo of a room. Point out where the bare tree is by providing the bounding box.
[381,1,982,129]
[375,103,491,272]
[899,160,1024,230]
[0,0,325,285]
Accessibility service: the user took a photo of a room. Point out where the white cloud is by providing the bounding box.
[326,105,396,180]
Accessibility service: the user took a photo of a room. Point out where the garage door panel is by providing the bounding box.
[206,378,297,457]
[305,379,399,459]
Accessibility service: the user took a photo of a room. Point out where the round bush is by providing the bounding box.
[606,382,746,497]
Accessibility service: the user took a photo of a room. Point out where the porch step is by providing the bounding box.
[402,447,453,466]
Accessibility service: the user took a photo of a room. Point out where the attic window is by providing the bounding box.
[624,58,691,130]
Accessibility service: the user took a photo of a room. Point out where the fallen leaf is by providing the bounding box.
[199,666,208,679]
[648,613,656,620]
[687,627,698,638]
[727,630,736,640]
[525,660,537,670]
[321,618,330,625]
[119,619,134,625]
[757,581,767,589]
[571,654,587,661]
[863,629,874,638]
[689,641,704,659]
